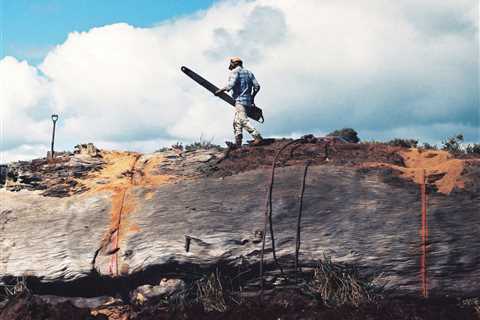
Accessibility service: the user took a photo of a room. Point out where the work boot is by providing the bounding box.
[235,134,243,148]
[251,135,263,146]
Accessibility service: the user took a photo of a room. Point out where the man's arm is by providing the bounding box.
[251,73,260,100]
[215,70,239,96]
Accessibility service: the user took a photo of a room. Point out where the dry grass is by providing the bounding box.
[304,256,377,307]
[140,269,239,314]
[195,270,228,313]
[462,298,480,317]
[0,276,29,306]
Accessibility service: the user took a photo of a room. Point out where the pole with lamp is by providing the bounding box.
[50,114,59,159]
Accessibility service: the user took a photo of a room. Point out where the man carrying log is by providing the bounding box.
[215,57,263,147]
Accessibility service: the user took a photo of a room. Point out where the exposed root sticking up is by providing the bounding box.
[260,138,306,299]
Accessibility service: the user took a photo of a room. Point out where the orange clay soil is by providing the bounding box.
[363,148,465,194]
[75,151,178,275]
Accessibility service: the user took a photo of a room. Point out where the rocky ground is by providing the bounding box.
[1,143,105,197]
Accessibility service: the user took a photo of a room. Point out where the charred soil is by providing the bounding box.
[1,291,479,320]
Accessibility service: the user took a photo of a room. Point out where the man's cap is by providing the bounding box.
[230,57,243,63]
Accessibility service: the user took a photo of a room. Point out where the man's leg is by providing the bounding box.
[244,122,262,141]
[234,104,263,145]
[240,106,262,143]
[233,105,244,147]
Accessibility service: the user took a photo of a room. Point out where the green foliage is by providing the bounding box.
[185,140,222,152]
[441,133,464,153]
[185,135,223,152]
[420,142,438,150]
[171,142,184,151]
[156,142,183,152]
[466,143,480,154]
[386,138,418,148]
[327,128,360,143]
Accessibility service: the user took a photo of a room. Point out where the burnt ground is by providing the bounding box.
[211,139,406,177]
[136,293,479,320]
[462,160,480,193]
[0,293,93,320]
[1,290,478,320]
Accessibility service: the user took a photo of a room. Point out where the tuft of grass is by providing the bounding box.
[195,270,228,313]
[185,141,222,152]
[156,136,223,153]
[185,135,223,152]
[420,142,438,150]
[461,297,480,316]
[304,256,378,307]
[156,142,184,152]
[0,276,29,306]
[156,268,246,314]
[386,138,418,148]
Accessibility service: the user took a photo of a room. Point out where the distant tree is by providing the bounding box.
[327,128,360,143]
[441,134,464,154]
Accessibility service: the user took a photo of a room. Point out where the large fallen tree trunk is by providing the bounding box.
[1,141,479,298]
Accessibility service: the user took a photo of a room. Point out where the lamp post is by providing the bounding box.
[50,114,59,158]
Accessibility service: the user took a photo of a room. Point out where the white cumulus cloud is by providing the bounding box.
[1,0,478,163]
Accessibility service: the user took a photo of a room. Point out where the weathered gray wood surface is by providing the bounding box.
[1,152,479,297]
[0,190,111,281]
[123,166,480,296]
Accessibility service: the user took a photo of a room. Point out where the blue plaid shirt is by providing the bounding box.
[224,66,260,106]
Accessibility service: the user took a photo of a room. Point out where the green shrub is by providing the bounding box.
[441,134,464,153]
[185,136,223,152]
[466,143,480,155]
[171,142,184,151]
[420,142,438,150]
[327,128,360,143]
[155,142,183,152]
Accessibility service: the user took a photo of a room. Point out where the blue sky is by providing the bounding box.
[1,0,216,64]
[0,0,478,162]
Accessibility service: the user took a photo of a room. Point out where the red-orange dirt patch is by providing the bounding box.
[363,149,466,194]
[77,151,179,276]
[399,149,465,194]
